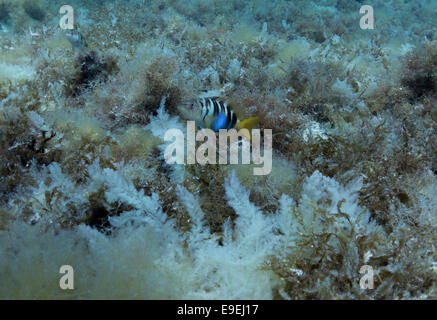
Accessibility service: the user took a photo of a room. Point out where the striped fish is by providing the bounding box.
[198,97,238,130]
[177,97,259,135]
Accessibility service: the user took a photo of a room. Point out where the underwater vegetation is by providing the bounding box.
[0,0,436,299]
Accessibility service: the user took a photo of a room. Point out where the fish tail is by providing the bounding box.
[236,116,259,140]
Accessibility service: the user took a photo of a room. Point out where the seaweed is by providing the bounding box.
[0,0,436,300]
[67,51,119,97]
[402,42,437,102]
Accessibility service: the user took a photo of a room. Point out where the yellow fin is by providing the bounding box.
[237,116,259,131]
[236,117,259,140]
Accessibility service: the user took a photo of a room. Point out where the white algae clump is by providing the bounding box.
[0,0,436,299]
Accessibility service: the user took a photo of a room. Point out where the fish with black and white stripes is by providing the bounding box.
[177,96,259,139]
